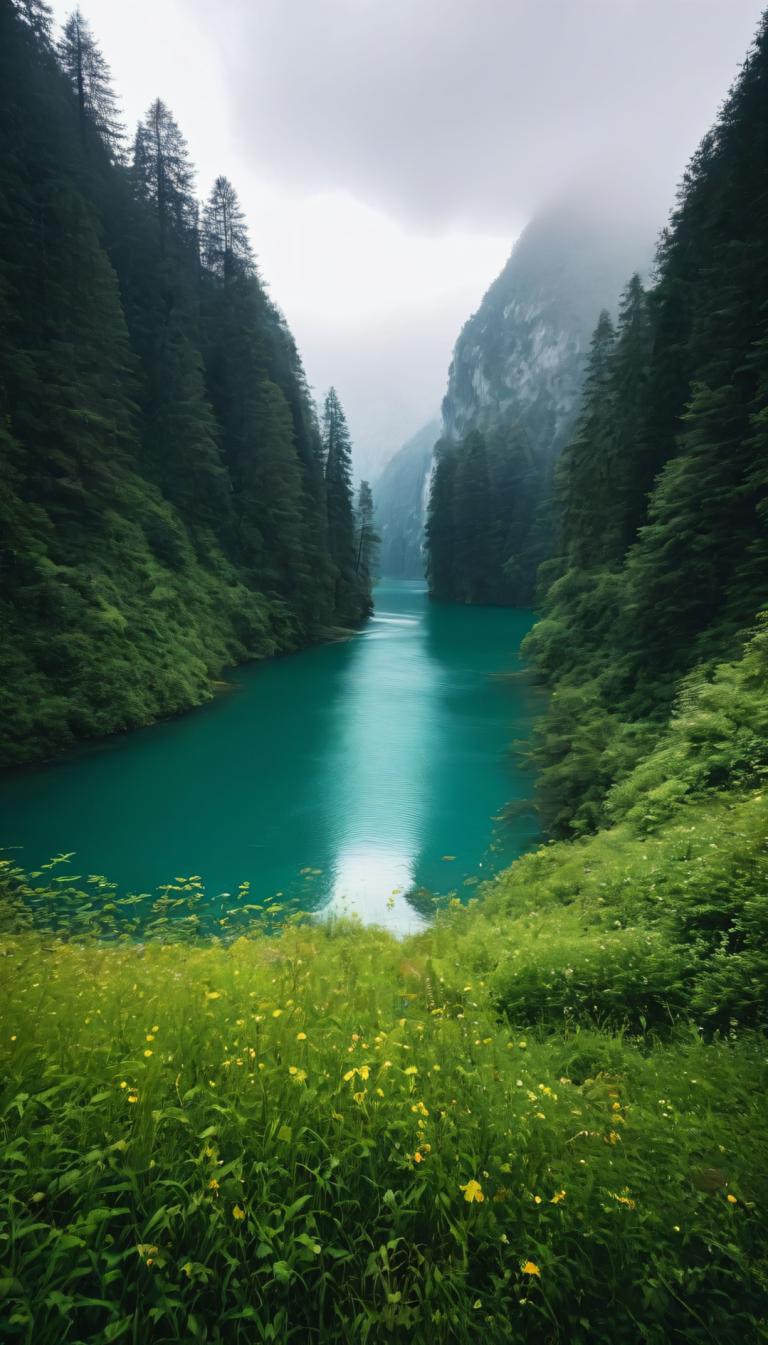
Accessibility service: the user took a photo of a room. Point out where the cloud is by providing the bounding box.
[192,0,765,231]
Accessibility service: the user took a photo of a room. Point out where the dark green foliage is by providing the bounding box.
[57,8,124,157]
[526,13,768,835]
[426,421,546,605]
[322,388,373,624]
[0,1,353,766]
[353,479,378,609]
[425,439,458,598]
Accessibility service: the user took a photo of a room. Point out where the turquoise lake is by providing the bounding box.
[0,580,539,933]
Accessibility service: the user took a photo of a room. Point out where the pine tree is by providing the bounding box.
[610,274,653,554]
[454,430,494,603]
[354,479,378,613]
[133,99,197,244]
[322,388,362,623]
[131,102,230,523]
[202,175,253,281]
[556,311,616,568]
[58,9,124,156]
[425,441,458,599]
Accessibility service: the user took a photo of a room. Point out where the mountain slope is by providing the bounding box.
[374,420,439,578]
[428,201,654,604]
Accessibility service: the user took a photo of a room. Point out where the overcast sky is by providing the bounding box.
[51,0,766,474]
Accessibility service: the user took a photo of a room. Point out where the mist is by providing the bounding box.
[52,0,767,471]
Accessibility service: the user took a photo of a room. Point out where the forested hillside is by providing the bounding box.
[526,16,768,836]
[0,0,373,767]
[426,204,652,604]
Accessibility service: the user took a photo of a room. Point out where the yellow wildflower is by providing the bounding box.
[550,1190,566,1204]
[144,1049,153,1058]
[727,1193,738,1204]
[127,1094,138,1104]
[232,1204,246,1220]
[296,1032,307,1041]
[208,1178,219,1191]
[522,1261,541,1277]
[404,1066,418,1076]
[459,1179,484,1204]
[272,1009,283,1018]
[353,1090,367,1104]
[146,1033,155,1042]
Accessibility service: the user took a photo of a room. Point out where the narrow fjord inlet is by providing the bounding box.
[0,582,537,930]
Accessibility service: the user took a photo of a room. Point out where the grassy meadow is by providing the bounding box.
[2,785,767,1345]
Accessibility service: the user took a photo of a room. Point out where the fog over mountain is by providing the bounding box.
[50,0,767,471]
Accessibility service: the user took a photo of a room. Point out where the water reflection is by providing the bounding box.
[321,594,440,933]
[0,580,538,931]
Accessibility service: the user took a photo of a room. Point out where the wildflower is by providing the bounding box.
[144,1049,153,1058]
[272,1009,283,1018]
[146,1033,155,1042]
[291,1069,308,1084]
[353,1090,367,1104]
[343,1068,357,1082]
[459,1179,484,1204]
[127,1094,138,1104]
[432,1064,441,1071]
[413,1152,424,1163]
[611,1192,636,1209]
[289,1065,299,1075]
[232,1204,246,1220]
[533,1195,542,1205]
[119,1081,128,1089]
[297,1032,307,1041]
[522,1261,541,1277]
[411,1100,429,1116]
[607,1131,620,1145]
[727,1194,738,1204]
[612,1101,622,1111]
[404,1066,418,1076]
[550,1190,566,1204]
[208,1178,219,1191]
[375,1087,385,1098]
[206,992,222,1001]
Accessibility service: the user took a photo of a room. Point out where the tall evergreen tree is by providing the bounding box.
[454,430,494,603]
[425,441,458,599]
[322,388,363,623]
[131,101,229,522]
[354,479,378,613]
[556,311,616,568]
[610,274,653,554]
[58,9,124,156]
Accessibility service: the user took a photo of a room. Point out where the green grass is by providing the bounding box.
[1,820,767,1343]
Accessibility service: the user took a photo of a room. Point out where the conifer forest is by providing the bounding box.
[1,2,767,1342]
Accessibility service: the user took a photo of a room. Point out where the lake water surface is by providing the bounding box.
[0,581,539,933]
